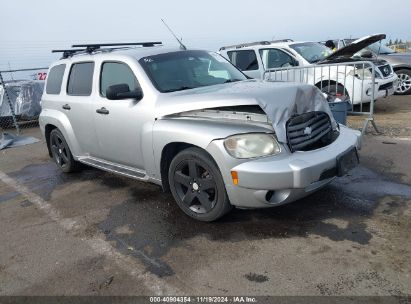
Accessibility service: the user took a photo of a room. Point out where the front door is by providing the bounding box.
[91,61,149,170]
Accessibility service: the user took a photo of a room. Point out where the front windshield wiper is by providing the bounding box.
[163,86,193,93]
[224,79,242,83]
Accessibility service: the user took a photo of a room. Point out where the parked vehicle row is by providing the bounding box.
[219,35,399,104]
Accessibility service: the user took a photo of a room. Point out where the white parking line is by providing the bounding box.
[0,170,184,295]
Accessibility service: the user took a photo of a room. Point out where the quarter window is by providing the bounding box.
[227,50,259,71]
[67,62,94,96]
[100,62,139,97]
[46,64,66,94]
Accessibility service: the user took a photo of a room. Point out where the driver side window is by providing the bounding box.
[259,49,298,69]
[100,62,140,97]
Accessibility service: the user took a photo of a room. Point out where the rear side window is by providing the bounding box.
[100,62,139,97]
[67,62,95,96]
[46,64,66,94]
[227,50,258,71]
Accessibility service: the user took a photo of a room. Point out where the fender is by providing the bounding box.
[151,117,273,179]
[39,109,82,158]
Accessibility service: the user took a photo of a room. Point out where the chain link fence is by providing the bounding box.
[0,68,47,135]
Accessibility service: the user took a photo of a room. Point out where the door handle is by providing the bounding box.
[62,104,71,110]
[96,107,109,115]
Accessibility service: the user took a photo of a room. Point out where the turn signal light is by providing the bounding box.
[231,171,239,185]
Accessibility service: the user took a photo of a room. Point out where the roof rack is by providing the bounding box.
[71,42,162,53]
[52,49,87,59]
[271,39,294,43]
[219,39,294,51]
[52,42,163,59]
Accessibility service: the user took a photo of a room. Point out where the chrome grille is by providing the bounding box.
[378,64,392,77]
[286,111,333,152]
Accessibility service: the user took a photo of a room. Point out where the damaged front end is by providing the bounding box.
[157,81,339,153]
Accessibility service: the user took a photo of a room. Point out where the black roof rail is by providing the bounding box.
[219,41,271,51]
[271,39,294,43]
[52,49,87,59]
[71,42,162,53]
[219,39,294,51]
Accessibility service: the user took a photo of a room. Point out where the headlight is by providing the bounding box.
[348,68,375,80]
[224,133,281,159]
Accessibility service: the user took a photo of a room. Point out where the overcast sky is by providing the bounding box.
[1,0,410,71]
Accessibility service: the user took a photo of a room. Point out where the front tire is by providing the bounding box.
[168,147,232,221]
[49,129,80,173]
[395,69,411,95]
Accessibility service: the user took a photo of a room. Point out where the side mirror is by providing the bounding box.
[293,59,299,66]
[106,84,143,100]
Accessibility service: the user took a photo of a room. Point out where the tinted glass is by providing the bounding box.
[227,50,258,71]
[259,49,297,69]
[100,62,139,97]
[46,64,66,94]
[139,50,246,93]
[67,62,94,96]
[290,42,332,63]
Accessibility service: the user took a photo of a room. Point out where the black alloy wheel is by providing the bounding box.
[169,147,232,221]
[49,129,79,173]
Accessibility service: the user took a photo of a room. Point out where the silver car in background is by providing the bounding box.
[39,44,360,221]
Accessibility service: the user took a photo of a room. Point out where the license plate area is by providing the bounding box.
[337,147,359,177]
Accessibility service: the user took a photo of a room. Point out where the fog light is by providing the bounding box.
[231,171,239,185]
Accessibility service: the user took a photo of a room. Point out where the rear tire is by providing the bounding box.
[49,129,81,173]
[168,147,232,221]
[395,69,411,95]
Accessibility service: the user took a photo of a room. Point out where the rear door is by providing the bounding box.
[64,61,98,155]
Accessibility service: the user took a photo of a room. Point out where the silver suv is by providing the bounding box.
[40,42,360,221]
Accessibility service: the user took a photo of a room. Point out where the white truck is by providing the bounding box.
[219,36,398,105]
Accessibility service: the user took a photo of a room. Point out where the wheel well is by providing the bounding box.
[45,124,57,157]
[315,80,348,96]
[315,80,338,90]
[160,142,196,192]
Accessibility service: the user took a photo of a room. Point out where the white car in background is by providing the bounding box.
[219,35,398,105]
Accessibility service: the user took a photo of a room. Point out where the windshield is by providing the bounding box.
[345,39,395,55]
[290,42,333,63]
[367,42,395,54]
[139,50,247,93]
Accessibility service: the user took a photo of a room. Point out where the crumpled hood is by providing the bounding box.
[324,34,386,61]
[155,80,337,143]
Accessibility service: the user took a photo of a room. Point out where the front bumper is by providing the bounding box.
[350,74,398,104]
[207,126,361,208]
